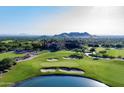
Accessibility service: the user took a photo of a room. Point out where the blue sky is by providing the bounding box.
[0,6,70,35]
[0,6,124,35]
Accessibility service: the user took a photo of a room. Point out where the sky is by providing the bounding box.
[0,6,124,35]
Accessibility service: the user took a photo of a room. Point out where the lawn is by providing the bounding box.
[106,49,124,57]
[96,47,106,52]
[96,47,124,57]
[1,40,13,43]
[0,50,124,87]
[0,52,25,60]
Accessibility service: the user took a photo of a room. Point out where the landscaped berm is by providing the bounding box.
[0,50,124,87]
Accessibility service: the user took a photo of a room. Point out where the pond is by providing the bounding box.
[14,75,108,87]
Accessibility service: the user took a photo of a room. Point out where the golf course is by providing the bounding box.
[0,50,124,87]
[1,6,124,88]
[0,52,24,60]
[96,47,124,58]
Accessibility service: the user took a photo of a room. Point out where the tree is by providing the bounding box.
[65,40,82,50]
[32,42,42,51]
[73,48,83,53]
[82,46,88,52]
[69,53,83,59]
[99,50,107,54]
[116,44,122,48]
[48,42,60,52]
[0,58,16,72]
[0,46,8,52]
[90,48,96,52]
[102,54,109,58]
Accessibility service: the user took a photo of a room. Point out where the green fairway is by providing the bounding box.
[96,47,106,52]
[106,49,124,57]
[1,40,13,43]
[96,47,124,58]
[0,52,24,60]
[0,50,124,87]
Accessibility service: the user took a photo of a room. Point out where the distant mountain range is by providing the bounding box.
[53,32,92,38]
[1,32,124,39]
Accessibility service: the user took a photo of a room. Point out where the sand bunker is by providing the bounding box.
[47,58,58,62]
[58,69,84,74]
[40,69,56,72]
[40,67,84,74]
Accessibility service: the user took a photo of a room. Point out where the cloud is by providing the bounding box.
[33,6,124,35]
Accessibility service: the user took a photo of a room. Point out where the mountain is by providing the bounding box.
[53,32,92,38]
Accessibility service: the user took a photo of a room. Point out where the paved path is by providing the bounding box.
[16,55,39,62]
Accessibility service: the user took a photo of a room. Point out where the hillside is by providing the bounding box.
[54,32,92,38]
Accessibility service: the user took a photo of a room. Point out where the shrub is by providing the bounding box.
[118,56,122,58]
[69,53,83,59]
[93,58,99,60]
[99,50,107,54]
[0,58,16,72]
[102,54,109,58]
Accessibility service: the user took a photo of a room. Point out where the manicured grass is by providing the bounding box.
[96,47,124,57]
[1,40,13,43]
[96,47,106,52]
[0,50,124,87]
[106,49,124,57]
[0,52,24,60]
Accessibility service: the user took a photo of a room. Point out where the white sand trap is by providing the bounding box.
[58,69,84,74]
[85,53,92,56]
[47,58,58,62]
[40,69,56,72]
[40,67,84,74]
